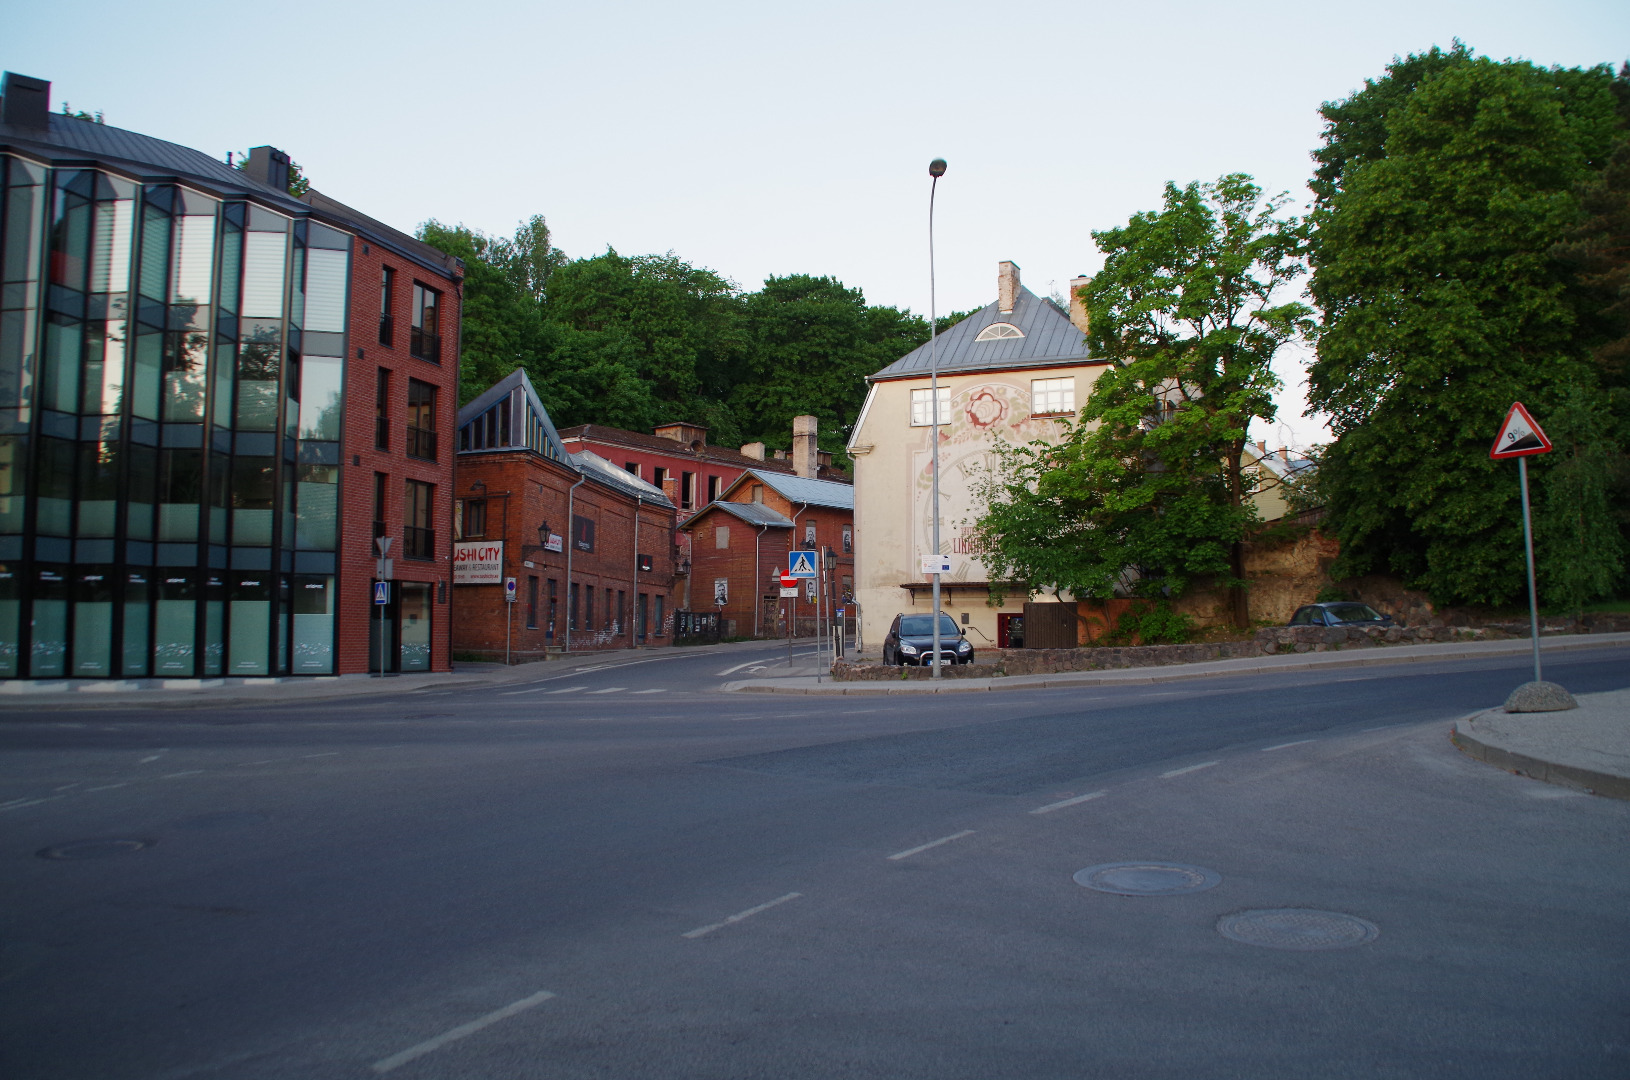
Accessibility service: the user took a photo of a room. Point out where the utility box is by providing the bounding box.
[1022,601,1078,650]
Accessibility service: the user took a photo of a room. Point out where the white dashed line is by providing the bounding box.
[303,752,340,758]
[0,798,50,811]
[586,688,625,695]
[544,687,587,695]
[162,770,204,779]
[716,659,763,676]
[0,796,41,809]
[1030,790,1107,815]
[1262,739,1316,752]
[631,689,666,694]
[370,990,557,1073]
[138,753,167,764]
[887,830,975,860]
[54,783,80,791]
[682,892,803,939]
[1160,761,1220,779]
[85,783,128,792]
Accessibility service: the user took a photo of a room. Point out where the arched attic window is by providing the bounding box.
[974,322,1024,342]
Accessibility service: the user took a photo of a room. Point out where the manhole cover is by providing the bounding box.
[1217,908,1379,950]
[37,838,155,860]
[1073,861,1221,896]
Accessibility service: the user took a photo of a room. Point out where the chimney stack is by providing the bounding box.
[739,442,765,461]
[998,261,1022,315]
[792,415,818,479]
[0,73,51,129]
[244,146,292,193]
[1069,275,1091,336]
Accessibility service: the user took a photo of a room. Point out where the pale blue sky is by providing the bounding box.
[6,0,1627,446]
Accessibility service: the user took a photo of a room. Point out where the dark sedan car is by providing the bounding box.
[882,612,974,666]
[1288,602,1394,628]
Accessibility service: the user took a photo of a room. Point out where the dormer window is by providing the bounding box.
[974,322,1024,342]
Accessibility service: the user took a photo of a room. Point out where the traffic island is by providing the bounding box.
[1452,688,1630,799]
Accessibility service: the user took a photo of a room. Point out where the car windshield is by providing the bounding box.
[1325,603,1383,622]
[899,614,959,636]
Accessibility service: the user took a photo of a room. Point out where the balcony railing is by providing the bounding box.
[409,326,440,363]
[379,316,393,348]
[404,526,435,560]
[406,425,437,461]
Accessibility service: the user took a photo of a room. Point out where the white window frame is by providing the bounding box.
[911,386,950,426]
[1031,377,1075,417]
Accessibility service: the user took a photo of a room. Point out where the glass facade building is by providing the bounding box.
[0,154,350,678]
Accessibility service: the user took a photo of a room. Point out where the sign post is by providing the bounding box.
[374,537,393,678]
[1490,402,1553,685]
[504,577,517,667]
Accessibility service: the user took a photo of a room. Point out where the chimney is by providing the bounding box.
[662,477,679,504]
[0,73,51,129]
[998,261,1021,315]
[244,146,291,193]
[653,421,707,448]
[1279,447,1290,463]
[739,442,765,461]
[792,415,818,479]
[1069,275,1091,335]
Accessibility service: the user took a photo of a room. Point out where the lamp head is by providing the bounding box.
[929,158,947,178]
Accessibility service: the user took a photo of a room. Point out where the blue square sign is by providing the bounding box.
[787,551,817,578]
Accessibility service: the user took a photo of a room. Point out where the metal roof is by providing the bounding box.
[869,285,1096,382]
[570,450,676,509]
[678,500,794,530]
[736,469,854,510]
[457,368,573,467]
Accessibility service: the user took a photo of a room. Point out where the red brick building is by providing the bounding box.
[680,467,854,638]
[557,416,848,609]
[451,370,677,660]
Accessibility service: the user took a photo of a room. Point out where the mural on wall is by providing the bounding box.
[911,380,1069,583]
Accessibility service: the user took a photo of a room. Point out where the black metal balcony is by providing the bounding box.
[404,526,435,560]
[409,326,440,363]
[406,425,437,461]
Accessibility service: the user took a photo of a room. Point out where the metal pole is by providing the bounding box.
[564,473,586,652]
[816,546,826,684]
[1519,456,1542,684]
[630,495,640,649]
[505,592,512,666]
[928,159,946,678]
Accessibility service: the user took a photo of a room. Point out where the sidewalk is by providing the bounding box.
[723,631,1630,695]
[1453,688,1630,800]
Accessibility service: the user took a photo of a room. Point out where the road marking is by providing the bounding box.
[240,760,277,766]
[0,796,41,809]
[586,687,625,695]
[54,783,80,791]
[682,892,803,939]
[303,752,340,758]
[1262,739,1316,752]
[543,687,587,695]
[162,770,204,779]
[370,990,556,1074]
[631,689,665,694]
[86,783,128,792]
[0,798,50,811]
[717,659,763,676]
[138,752,167,764]
[1030,790,1107,815]
[887,830,975,860]
[1160,761,1220,779]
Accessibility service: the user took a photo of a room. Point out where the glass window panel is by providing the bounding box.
[131,328,161,420]
[82,316,124,415]
[42,315,81,414]
[303,249,347,332]
[241,232,286,318]
[295,354,343,441]
[911,386,950,426]
[153,572,195,675]
[292,574,334,673]
[90,191,133,295]
[399,582,431,672]
[122,570,149,676]
[231,456,275,545]
[35,436,74,536]
[295,470,337,550]
[157,447,202,542]
[3,170,45,294]
[235,322,281,430]
[49,177,92,291]
[228,574,270,675]
[288,245,304,328]
[171,213,215,307]
[138,204,170,302]
[163,328,208,421]
[246,206,287,233]
[125,443,155,541]
[31,596,67,676]
[0,567,18,677]
[217,222,241,315]
[212,341,235,428]
[202,573,224,675]
[0,434,25,534]
[76,440,120,537]
[72,568,114,676]
[0,309,37,411]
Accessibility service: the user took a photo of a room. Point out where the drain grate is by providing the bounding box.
[1217,908,1379,950]
[38,838,154,860]
[1074,861,1221,896]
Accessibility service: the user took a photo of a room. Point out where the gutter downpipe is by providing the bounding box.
[754,522,769,638]
[788,501,809,639]
[630,493,641,648]
[564,472,586,652]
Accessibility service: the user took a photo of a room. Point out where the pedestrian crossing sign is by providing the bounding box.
[1490,401,1552,460]
[787,551,817,578]
[373,581,389,605]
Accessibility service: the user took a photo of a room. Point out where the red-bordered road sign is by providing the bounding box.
[1490,401,1552,460]
[779,574,798,589]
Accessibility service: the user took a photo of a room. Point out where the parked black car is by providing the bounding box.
[1288,602,1394,628]
[883,612,974,665]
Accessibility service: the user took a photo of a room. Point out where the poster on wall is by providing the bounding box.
[453,541,503,584]
[713,578,729,606]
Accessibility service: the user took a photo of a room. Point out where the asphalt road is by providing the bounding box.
[2,642,1627,1079]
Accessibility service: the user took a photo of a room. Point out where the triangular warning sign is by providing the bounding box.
[1490,401,1552,459]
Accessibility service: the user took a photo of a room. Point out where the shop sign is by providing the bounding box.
[453,540,504,584]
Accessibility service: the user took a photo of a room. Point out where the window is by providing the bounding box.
[617,590,626,634]
[681,471,694,510]
[463,498,486,538]
[1031,377,1075,416]
[911,386,950,426]
[547,579,557,639]
[406,378,437,460]
[570,582,579,630]
[410,282,440,362]
[652,466,668,490]
[586,585,594,631]
[707,475,720,502]
[375,369,389,450]
[379,266,395,346]
[842,523,852,554]
[625,461,640,478]
[974,322,1024,341]
[654,595,664,637]
[404,479,434,558]
[803,519,817,550]
[372,472,387,539]
[715,524,729,549]
[526,576,538,629]
[750,484,763,503]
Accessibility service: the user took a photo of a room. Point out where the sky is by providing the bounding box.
[7,0,1627,449]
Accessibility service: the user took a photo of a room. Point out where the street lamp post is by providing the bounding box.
[928,157,946,679]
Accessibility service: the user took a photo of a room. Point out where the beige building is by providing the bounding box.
[847,262,1105,650]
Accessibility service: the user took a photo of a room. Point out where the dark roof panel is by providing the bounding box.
[870,285,1096,381]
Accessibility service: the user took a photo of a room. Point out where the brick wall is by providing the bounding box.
[338,241,461,673]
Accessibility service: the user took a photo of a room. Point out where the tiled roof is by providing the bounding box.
[678,500,793,530]
[557,423,851,481]
[736,469,854,511]
[869,285,1096,382]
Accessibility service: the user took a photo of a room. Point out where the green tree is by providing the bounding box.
[1537,385,1626,614]
[970,174,1311,625]
[1306,51,1624,606]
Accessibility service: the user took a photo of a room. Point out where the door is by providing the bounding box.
[997,613,1024,649]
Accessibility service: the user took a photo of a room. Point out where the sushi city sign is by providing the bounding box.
[453,541,504,584]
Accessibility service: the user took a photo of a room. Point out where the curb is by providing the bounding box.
[725,632,1630,695]
[1451,711,1630,801]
